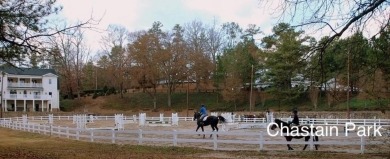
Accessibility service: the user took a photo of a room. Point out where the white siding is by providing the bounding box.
[42,74,59,110]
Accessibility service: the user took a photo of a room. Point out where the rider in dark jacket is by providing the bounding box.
[290,109,299,126]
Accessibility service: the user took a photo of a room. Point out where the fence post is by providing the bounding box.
[360,136,365,154]
[310,134,314,150]
[66,127,69,138]
[138,129,143,145]
[50,125,52,136]
[173,130,177,146]
[76,129,80,140]
[58,126,61,137]
[259,131,264,151]
[111,130,116,143]
[90,130,94,142]
[43,125,46,135]
[213,131,217,150]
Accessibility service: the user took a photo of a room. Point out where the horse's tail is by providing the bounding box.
[217,116,226,123]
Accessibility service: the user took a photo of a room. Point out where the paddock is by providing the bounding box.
[0,114,389,154]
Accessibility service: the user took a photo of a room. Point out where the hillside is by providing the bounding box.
[60,92,390,115]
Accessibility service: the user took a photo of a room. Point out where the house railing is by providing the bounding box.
[2,94,51,100]
[7,82,42,88]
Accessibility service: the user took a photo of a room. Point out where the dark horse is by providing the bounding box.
[193,112,226,138]
[270,119,319,150]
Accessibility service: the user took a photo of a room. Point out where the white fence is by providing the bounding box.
[230,116,390,127]
[0,115,389,154]
[5,114,390,127]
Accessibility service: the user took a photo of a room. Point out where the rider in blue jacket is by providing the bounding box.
[199,104,208,124]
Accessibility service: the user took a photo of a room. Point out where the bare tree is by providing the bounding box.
[184,20,214,91]
[309,85,320,109]
[72,28,90,98]
[98,24,131,98]
[0,0,96,65]
[161,24,187,107]
[259,0,390,50]
[49,26,90,99]
[205,19,223,66]
[100,24,129,54]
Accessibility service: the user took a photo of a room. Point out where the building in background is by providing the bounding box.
[0,66,59,112]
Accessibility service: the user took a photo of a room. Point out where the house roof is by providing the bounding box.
[0,66,57,76]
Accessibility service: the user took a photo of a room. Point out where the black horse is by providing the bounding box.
[193,112,226,138]
[270,119,319,150]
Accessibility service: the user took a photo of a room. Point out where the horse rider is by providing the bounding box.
[289,109,300,127]
[199,104,208,125]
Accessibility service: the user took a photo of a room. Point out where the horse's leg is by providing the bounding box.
[215,124,219,138]
[196,125,201,136]
[210,126,215,138]
[286,137,293,150]
[201,126,205,139]
[303,136,309,150]
[315,136,319,150]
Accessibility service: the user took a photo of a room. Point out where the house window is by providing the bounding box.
[49,79,52,84]
[49,92,52,97]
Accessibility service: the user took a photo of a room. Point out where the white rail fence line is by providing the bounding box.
[6,115,390,126]
[0,118,388,154]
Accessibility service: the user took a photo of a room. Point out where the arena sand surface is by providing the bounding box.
[38,117,389,153]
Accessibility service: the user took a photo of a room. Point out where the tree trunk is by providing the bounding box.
[167,83,171,107]
[153,96,157,109]
[120,82,124,98]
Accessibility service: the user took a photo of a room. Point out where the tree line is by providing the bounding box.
[1,0,389,110]
[25,21,390,109]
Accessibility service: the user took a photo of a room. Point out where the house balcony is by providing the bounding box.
[7,82,43,89]
[2,94,52,100]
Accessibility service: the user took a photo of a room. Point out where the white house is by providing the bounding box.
[0,67,59,112]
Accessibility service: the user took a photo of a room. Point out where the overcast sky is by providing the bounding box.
[56,0,285,53]
[58,0,281,30]
[56,0,385,56]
